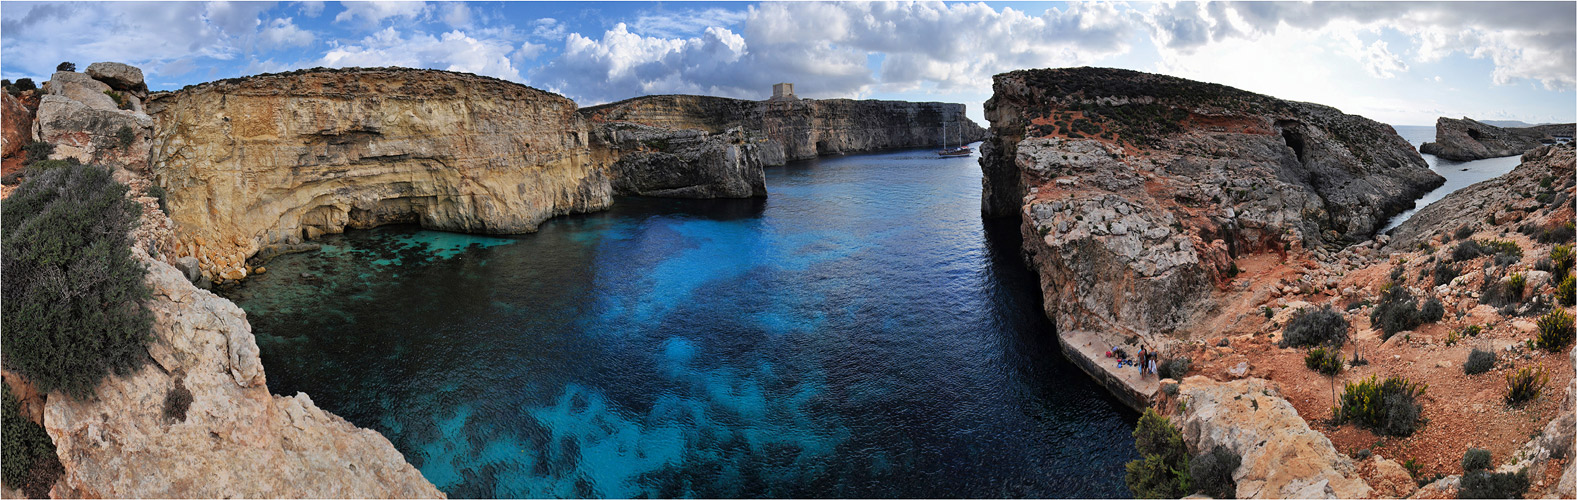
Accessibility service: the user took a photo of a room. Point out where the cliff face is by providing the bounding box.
[983,67,1441,353]
[582,94,986,198]
[146,68,611,281]
[1419,117,1575,161]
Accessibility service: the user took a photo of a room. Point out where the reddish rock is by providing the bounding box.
[2,91,33,158]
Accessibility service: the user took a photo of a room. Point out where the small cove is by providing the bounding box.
[227,147,1141,498]
[1381,125,1525,232]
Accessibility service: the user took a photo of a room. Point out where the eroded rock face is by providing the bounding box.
[1175,376,1374,499]
[1419,117,1575,161]
[146,68,612,280]
[582,94,986,198]
[43,247,443,499]
[33,94,153,170]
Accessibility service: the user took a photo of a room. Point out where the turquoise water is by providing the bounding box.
[227,147,1140,498]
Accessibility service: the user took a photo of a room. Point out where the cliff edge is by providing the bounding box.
[1419,117,1575,161]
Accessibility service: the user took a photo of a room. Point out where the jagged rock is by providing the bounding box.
[146,68,613,280]
[1385,144,1575,252]
[1175,376,1374,498]
[42,247,443,498]
[1408,475,1460,499]
[1419,117,1575,161]
[1,92,31,159]
[84,62,147,95]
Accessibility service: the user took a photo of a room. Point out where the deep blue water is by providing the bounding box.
[226,147,1141,498]
[1382,125,1523,231]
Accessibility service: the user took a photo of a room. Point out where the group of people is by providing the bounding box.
[1109,345,1160,378]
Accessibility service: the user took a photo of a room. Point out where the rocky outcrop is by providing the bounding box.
[2,92,32,158]
[33,70,153,171]
[43,246,443,498]
[980,68,1442,409]
[1174,376,1374,499]
[582,94,985,198]
[85,62,148,96]
[1419,117,1575,161]
[146,68,612,281]
[1385,143,1576,251]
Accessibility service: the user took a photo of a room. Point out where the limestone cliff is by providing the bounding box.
[1419,117,1575,161]
[582,94,986,198]
[146,68,611,281]
[13,63,443,498]
[981,68,1441,376]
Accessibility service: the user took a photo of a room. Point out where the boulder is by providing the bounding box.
[31,94,152,170]
[1,91,31,158]
[85,62,147,95]
[1363,455,1419,498]
[1175,376,1374,498]
[43,71,119,112]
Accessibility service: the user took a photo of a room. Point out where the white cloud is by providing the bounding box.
[333,1,426,28]
[262,17,315,47]
[1359,40,1408,78]
[319,27,522,81]
[630,8,747,38]
[297,1,324,18]
[439,2,471,29]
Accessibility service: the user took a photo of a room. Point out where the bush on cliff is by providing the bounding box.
[1534,309,1574,351]
[1189,445,1240,499]
[1336,375,1426,436]
[55,61,74,72]
[1370,286,1422,340]
[1279,307,1349,348]
[1126,408,1191,498]
[1419,298,1445,323]
[1,163,152,399]
[1305,347,1343,375]
[1459,468,1529,499]
[1504,366,1547,406]
[2,384,61,497]
[1158,357,1191,380]
[1461,448,1492,473]
[1464,349,1496,375]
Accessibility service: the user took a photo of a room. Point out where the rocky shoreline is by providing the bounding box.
[1420,117,1575,161]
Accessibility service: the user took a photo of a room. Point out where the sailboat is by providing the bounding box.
[938,121,972,157]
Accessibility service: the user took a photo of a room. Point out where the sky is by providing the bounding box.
[1,1,1573,126]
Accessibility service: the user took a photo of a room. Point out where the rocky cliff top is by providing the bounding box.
[1419,117,1576,161]
[150,66,565,103]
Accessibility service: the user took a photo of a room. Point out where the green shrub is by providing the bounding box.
[1189,446,1240,499]
[1,163,152,399]
[1419,298,1445,323]
[1461,448,1492,473]
[1263,306,1275,319]
[1371,286,1422,339]
[1483,239,1523,267]
[1126,408,1191,498]
[13,78,36,92]
[1459,468,1529,499]
[147,183,168,213]
[1433,261,1461,286]
[116,125,135,149]
[1552,244,1574,277]
[1335,375,1427,436]
[1504,366,1547,406]
[25,158,76,175]
[1453,240,1485,262]
[1534,309,1574,351]
[1464,349,1496,375]
[1159,357,1192,380]
[1280,307,1349,348]
[56,61,75,72]
[1557,275,1575,307]
[22,141,52,165]
[1305,347,1343,375]
[1454,224,1475,240]
[2,384,60,497]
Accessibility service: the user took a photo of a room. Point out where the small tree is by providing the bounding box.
[55,61,75,72]
[1126,408,1192,498]
[13,78,36,92]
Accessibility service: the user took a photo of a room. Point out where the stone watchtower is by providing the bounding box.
[770,82,797,101]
